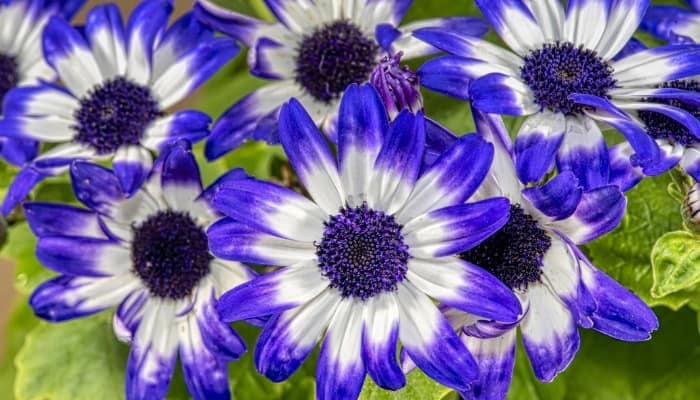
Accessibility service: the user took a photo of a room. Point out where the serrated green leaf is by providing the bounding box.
[586,173,690,309]
[651,231,700,298]
[359,370,454,400]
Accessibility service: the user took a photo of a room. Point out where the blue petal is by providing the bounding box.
[522,171,583,220]
[583,264,659,341]
[1,166,45,216]
[470,73,536,116]
[193,0,264,47]
[24,202,104,238]
[70,161,124,215]
[459,331,516,400]
[0,137,38,166]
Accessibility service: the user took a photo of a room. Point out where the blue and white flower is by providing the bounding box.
[0,0,84,165]
[0,0,239,214]
[421,110,658,400]
[416,0,700,191]
[193,0,488,160]
[207,84,522,399]
[617,2,700,187]
[26,142,254,400]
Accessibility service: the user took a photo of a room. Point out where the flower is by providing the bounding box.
[207,84,522,399]
[423,110,658,400]
[0,0,85,165]
[0,0,239,215]
[369,52,423,120]
[193,0,488,160]
[415,0,700,192]
[26,142,254,400]
[612,3,700,187]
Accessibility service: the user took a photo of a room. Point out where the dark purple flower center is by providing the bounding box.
[460,204,550,290]
[316,203,409,299]
[638,80,700,146]
[131,210,212,300]
[295,20,379,103]
[0,54,19,107]
[521,42,616,115]
[369,52,423,119]
[73,77,161,154]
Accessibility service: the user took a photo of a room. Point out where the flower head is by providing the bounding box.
[0,0,85,165]
[416,0,700,191]
[370,52,423,120]
[207,84,522,399]
[423,110,658,400]
[26,141,254,400]
[193,0,488,159]
[0,0,239,214]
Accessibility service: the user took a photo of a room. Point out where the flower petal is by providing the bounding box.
[215,262,327,322]
[407,257,521,322]
[520,283,579,382]
[397,281,477,390]
[255,288,340,381]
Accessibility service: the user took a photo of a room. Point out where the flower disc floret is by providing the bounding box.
[0,53,18,105]
[73,77,161,154]
[638,80,700,146]
[295,20,379,103]
[316,202,410,300]
[461,204,550,290]
[131,210,212,299]
[521,42,616,116]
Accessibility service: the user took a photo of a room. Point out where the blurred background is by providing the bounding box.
[0,0,194,359]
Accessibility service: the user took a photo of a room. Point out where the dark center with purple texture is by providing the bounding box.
[295,20,379,103]
[73,76,161,154]
[521,42,616,116]
[131,210,212,300]
[316,203,410,299]
[638,80,700,146]
[0,54,19,108]
[460,204,550,290]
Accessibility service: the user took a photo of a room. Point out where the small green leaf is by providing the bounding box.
[359,370,454,400]
[651,231,700,298]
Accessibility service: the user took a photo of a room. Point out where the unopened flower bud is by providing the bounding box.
[369,52,423,120]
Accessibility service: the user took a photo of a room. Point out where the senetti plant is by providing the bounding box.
[3,1,700,400]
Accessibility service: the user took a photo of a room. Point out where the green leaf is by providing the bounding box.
[359,370,454,400]
[586,173,689,309]
[14,314,128,400]
[651,231,700,298]
[509,308,700,400]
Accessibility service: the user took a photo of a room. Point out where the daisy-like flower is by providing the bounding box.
[193,0,488,160]
[416,0,700,191]
[422,110,658,400]
[368,51,456,166]
[26,142,254,400]
[207,84,522,399]
[600,2,700,188]
[0,0,239,214]
[0,0,84,165]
